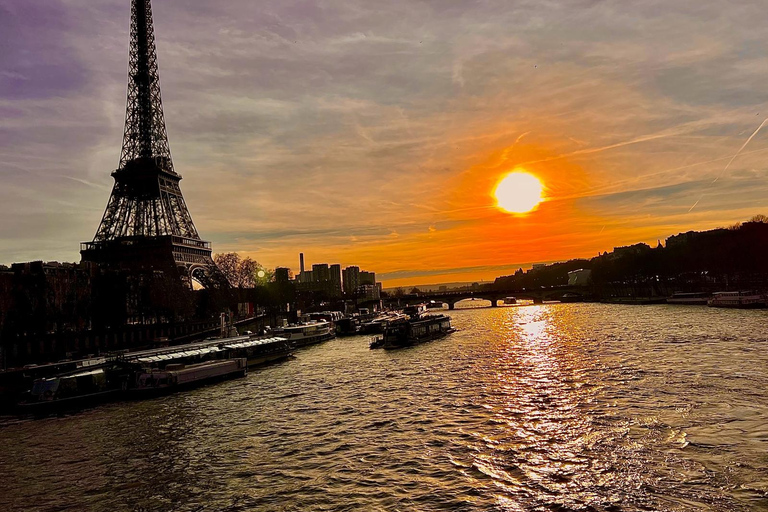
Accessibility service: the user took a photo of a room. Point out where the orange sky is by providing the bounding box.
[4,1,768,288]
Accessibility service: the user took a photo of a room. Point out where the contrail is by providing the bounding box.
[712,117,768,183]
[515,131,531,144]
[688,195,702,213]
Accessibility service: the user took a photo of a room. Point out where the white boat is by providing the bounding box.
[360,312,406,334]
[707,291,766,309]
[272,320,335,348]
[132,358,248,396]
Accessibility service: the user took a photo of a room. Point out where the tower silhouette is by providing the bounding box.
[81,0,226,288]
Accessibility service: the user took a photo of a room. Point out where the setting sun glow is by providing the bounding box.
[494,171,544,214]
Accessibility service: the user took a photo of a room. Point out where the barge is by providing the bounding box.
[370,305,455,350]
[707,291,767,309]
[273,320,335,348]
[18,368,123,415]
[130,358,248,397]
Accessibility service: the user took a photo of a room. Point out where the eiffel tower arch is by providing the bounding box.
[81,0,227,289]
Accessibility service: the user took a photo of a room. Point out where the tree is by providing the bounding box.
[213,252,272,288]
[213,253,240,286]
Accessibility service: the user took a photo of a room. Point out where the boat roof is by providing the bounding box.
[134,336,288,364]
[39,368,105,382]
[222,336,288,349]
[284,321,328,330]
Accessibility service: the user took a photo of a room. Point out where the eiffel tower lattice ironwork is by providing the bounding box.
[81,0,226,288]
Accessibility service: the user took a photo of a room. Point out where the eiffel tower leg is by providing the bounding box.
[188,258,230,289]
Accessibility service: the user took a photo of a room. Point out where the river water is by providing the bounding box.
[2,303,768,511]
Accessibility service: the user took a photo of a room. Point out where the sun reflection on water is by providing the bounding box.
[475,305,625,510]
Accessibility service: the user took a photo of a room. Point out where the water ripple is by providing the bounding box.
[2,304,768,511]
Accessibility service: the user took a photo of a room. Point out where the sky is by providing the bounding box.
[2,0,768,287]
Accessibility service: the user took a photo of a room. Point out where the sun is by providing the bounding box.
[494,171,544,214]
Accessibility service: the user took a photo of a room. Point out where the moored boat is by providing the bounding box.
[370,305,455,350]
[707,291,766,309]
[667,292,710,305]
[360,312,405,334]
[220,337,293,366]
[273,320,335,348]
[130,358,247,397]
[335,317,361,336]
[18,367,127,415]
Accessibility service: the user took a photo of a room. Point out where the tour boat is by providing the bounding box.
[131,358,247,397]
[335,317,361,336]
[272,320,335,348]
[360,313,405,334]
[370,305,455,349]
[19,368,123,414]
[221,336,293,366]
[667,292,710,305]
[707,291,766,309]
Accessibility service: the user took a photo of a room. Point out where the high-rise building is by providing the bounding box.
[360,271,376,286]
[312,263,330,283]
[342,266,360,295]
[358,283,381,301]
[275,267,290,283]
[296,268,315,284]
[330,264,342,297]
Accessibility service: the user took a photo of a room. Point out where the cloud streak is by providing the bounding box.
[3,0,768,286]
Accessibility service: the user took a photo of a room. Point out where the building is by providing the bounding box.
[358,283,381,301]
[274,267,291,283]
[329,264,342,297]
[299,270,314,285]
[294,256,343,298]
[360,271,376,286]
[312,264,330,283]
[342,266,360,295]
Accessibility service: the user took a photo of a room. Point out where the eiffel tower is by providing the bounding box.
[81,0,226,289]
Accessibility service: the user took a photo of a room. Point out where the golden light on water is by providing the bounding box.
[494,171,544,214]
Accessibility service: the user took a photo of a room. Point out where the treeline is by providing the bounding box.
[493,216,768,296]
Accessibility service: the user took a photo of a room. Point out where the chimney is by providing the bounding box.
[299,253,305,273]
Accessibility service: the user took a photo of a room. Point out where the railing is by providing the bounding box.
[80,237,211,252]
[172,236,211,250]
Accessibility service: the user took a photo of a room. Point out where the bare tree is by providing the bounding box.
[213,253,273,288]
[213,253,240,287]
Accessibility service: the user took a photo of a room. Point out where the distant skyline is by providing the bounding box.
[3,0,768,287]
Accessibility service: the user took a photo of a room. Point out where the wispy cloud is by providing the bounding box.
[3,0,768,285]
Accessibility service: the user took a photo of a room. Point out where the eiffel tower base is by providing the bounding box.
[81,235,228,289]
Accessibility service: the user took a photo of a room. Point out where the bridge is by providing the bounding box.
[384,285,589,309]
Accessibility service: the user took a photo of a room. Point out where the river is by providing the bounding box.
[1,303,768,511]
